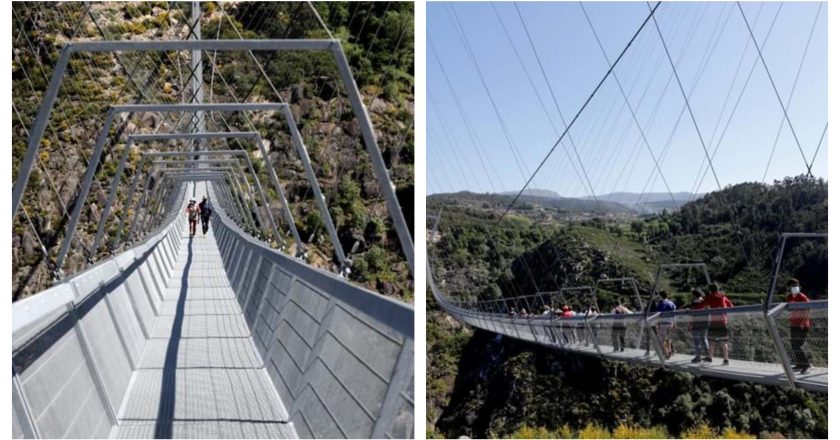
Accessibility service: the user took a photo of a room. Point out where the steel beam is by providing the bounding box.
[282,107,347,269]
[52,109,116,274]
[330,44,414,276]
[15,39,412,275]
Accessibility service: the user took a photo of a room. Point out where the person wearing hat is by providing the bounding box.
[786,278,812,374]
[185,198,201,237]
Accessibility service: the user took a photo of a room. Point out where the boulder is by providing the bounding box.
[369,97,388,114]
[291,84,304,103]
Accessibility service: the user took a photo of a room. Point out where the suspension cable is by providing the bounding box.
[808,122,827,172]
[760,2,822,182]
[579,2,680,210]
[494,1,662,226]
[736,1,811,176]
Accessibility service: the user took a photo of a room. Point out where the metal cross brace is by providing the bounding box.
[12,40,413,277]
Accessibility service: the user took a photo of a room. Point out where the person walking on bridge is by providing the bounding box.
[786,278,812,374]
[611,302,631,352]
[688,289,711,363]
[655,291,676,359]
[185,198,201,237]
[198,196,213,236]
[699,283,733,365]
[560,305,576,344]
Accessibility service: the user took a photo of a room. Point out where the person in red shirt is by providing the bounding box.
[786,278,811,374]
[560,305,576,344]
[698,283,733,365]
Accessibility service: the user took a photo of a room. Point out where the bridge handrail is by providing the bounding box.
[12,194,183,349]
[210,192,414,330]
[431,271,826,392]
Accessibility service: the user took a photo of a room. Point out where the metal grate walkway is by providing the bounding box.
[113,231,295,438]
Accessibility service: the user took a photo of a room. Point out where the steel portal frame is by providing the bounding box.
[87,104,305,265]
[12,40,413,278]
[124,148,280,254]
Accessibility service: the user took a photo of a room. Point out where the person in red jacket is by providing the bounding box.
[698,283,733,365]
[786,278,811,374]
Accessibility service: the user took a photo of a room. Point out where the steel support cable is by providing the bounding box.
[689,3,783,199]
[363,2,392,60]
[12,7,86,163]
[759,2,823,182]
[494,2,662,227]
[306,1,335,40]
[646,2,722,189]
[447,5,530,182]
[629,2,737,210]
[605,4,708,198]
[430,116,492,196]
[164,2,192,103]
[429,43,505,191]
[513,2,604,205]
[579,2,680,210]
[490,3,587,197]
[215,1,288,105]
[198,53,300,244]
[583,25,665,195]
[12,102,88,258]
[736,2,811,177]
[684,6,760,197]
[808,122,827,172]
[623,2,725,202]
[362,10,411,108]
[18,205,52,265]
[87,4,185,125]
[355,2,378,44]
[427,130,468,191]
[427,117,474,191]
[647,1,754,278]
[428,95,491,192]
[616,1,715,202]
[549,8,668,202]
[12,6,96,168]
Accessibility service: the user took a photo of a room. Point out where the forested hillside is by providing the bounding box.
[427,176,827,438]
[12,2,414,301]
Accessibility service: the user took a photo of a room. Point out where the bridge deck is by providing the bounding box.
[553,342,827,392]
[453,312,827,393]
[113,231,294,438]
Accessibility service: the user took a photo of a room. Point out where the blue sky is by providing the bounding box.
[426,2,828,197]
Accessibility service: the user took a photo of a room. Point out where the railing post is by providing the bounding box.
[645,312,668,366]
[253,131,305,255]
[282,106,347,271]
[765,302,798,388]
[64,300,118,426]
[54,109,117,275]
[12,371,40,438]
[91,138,134,259]
[331,42,414,276]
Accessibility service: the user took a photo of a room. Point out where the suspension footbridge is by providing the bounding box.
[427,1,827,396]
[12,3,413,438]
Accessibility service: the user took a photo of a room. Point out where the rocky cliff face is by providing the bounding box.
[12,2,414,301]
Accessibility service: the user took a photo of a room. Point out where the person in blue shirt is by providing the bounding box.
[655,291,677,358]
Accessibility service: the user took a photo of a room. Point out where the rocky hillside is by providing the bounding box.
[427,176,828,438]
[12,2,414,301]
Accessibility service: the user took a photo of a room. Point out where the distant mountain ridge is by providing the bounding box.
[497,189,701,213]
[428,191,632,214]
